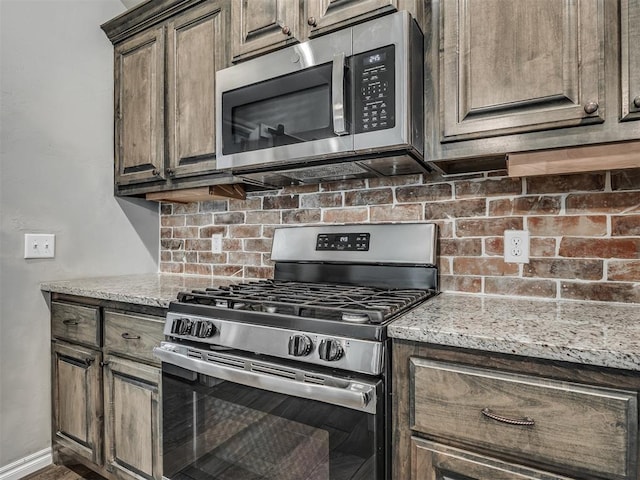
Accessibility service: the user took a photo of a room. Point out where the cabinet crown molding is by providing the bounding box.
[101,0,210,44]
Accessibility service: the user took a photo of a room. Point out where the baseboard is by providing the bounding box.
[0,448,52,480]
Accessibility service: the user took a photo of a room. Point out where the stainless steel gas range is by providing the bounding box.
[154,223,438,480]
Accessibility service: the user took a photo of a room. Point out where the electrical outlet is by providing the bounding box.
[212,234,223,254]
[504,230,529,263]
[24,234,55,259]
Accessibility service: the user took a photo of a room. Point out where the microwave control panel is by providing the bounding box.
[353,45,395,134]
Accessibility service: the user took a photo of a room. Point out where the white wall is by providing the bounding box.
[0,0,159,469]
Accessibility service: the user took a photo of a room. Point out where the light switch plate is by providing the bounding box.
[24,234,55,258]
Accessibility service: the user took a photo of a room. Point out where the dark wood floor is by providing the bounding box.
[22,464,106,480]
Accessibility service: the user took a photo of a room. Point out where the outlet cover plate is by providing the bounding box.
[24,234,55,259]
[504,230,529,263]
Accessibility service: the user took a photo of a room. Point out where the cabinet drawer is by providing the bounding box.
[51,302,100,347]
[412,438,575,480]
[410,358,638,480]
[104,310,164,364]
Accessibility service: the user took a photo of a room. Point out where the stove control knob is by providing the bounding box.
[171,318,192,335]
[197,321,216,338]
[318,339,343,362]
[288,335,312,357]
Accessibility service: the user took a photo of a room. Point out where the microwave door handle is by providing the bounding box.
[332,52,348,136]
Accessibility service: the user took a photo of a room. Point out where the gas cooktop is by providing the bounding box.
[176,280,436,325]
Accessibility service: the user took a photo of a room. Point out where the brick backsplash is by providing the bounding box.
[160,168,640,304]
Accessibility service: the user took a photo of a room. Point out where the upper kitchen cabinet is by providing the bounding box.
[426,0,640,174]
[114,27,165,187]
[440,0,603,141]
[102,0,232,197]
[622,0,640,121]
[231,0,423,62]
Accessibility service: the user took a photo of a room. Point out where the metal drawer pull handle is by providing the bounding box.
[481,408,535,426]
[62,319,79,326]
[121,332,141,340]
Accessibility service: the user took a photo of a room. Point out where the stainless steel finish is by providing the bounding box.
[164,312,386,375]
[352,11,411,153]
[154,342,379,414]
[215,11,423,177]
[271,223,437,266]
[584,101,599,114]
[332,52,348,135]
[481,408,536,426]
[216,28,353,171]
[634,96,640,108]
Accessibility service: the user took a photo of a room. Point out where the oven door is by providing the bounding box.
[216,28,354,172]
[155,343,385,480]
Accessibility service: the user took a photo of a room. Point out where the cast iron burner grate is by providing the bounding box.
[176,280,434,325]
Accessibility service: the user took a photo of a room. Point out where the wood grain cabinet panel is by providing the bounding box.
[103,355,162,480]
[51,302,100,348]
[306,0,398,37]
[166,2,227,178]
[230,0,422,62]
[103,310,164,366]
[440,0,604,141]
[621,0,640,120]
[410,358,638,480]
[51,298,166,480]
[231,0,301,61]
[52,341,103,465]
[412,439,576,480]
[114,27,165,186]
[104,0,232,197]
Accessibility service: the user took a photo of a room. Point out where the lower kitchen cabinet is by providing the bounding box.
[103,355,161,480]
[52,341,103,465]
[392,339,640,480]
[412,439,576,480]
[50,296,165,480]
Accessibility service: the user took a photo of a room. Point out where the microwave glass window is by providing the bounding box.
[231,84,330,145]
[222,63,341,155]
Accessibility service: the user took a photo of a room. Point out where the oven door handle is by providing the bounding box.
[154,345,378,414]
[332,52,349,136]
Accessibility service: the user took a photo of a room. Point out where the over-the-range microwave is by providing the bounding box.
[215,11,427,188]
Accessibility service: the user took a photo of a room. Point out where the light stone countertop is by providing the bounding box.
[41,273,248,308]
[41,275,640,371]
[389,293,640,372]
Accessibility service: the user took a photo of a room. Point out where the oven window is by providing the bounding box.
[163,369,381,480]
[221,63,341,155]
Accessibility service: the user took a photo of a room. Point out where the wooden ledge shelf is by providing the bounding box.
[145,184,246,203]
[508,141,640,177]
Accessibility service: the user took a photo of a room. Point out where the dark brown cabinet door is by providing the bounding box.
[166,1,229,178]
[621,0,640,121]
[231,0,301,61]
[441,0,604,141]
[114,26,165,186]
[52,341,103,465]
[103,355,162,480]
[412,439,576,480]
[306,0,397,37]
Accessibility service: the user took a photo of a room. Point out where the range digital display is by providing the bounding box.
[316,233,370,251]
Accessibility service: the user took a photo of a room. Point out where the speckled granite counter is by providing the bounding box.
[389,293,640,372]
[41,274,247,308]
[42,277,640,371]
